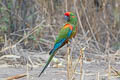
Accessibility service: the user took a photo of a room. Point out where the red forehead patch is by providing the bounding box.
[64,12,70,16]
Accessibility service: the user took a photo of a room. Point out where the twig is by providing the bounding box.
[51,0,54,13]
[65,0,68,12]
[108,60,111,80]
[6,73,27,80]
[96,72,100,80]
[80,48,85,80]
[0,20,45,53]
[67,47,71,80]
[74,0,86,36]
[71,47,85,80]
[111,66,120,76]
[27,61,29,80]
[80,0,100,50]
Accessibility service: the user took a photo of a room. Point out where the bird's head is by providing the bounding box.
[64,12,77,25]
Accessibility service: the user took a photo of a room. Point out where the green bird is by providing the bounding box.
[39,12,78,77]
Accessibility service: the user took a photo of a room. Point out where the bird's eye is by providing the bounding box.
[64,15,69,21]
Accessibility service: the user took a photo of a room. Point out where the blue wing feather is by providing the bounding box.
[49,38,66,55]
[49,29,72,55]
[67,30,72,37]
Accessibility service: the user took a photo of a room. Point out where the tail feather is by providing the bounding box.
[38,49,56,77]
[49,48,54,55]
[39,39,66,77]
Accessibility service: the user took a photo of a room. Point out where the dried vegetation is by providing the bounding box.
[0,0,120,80]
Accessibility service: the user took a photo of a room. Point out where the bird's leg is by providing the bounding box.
[69,39,72,43]
[67,44,70,47]
[67,39,72,47]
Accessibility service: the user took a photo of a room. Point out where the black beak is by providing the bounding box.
[64,15,70,21]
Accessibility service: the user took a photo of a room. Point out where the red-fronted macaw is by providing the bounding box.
[39,12,78,77]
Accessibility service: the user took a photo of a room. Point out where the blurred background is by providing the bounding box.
[0,0,120,80]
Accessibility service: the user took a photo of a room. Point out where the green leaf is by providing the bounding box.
[0,25,8,32]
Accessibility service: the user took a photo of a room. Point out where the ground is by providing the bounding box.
[0,50,120,80]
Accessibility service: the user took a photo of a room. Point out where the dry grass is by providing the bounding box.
[0,0,120,80]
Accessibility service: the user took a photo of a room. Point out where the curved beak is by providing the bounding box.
[64,15,70,21]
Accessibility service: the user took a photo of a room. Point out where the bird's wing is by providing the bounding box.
[53,24,73,50]
[55,24,73,43]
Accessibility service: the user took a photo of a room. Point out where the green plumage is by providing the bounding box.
[55,12,78,43]
[39,12,78,77]
[55,26,70,43]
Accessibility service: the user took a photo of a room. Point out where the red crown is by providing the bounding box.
[64,12,70,16]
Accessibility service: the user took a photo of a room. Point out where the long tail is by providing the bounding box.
[39,39,66,77]
[38,49,56,77]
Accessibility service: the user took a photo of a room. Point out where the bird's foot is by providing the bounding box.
[68,39,72,43]
[67,39,72,47]
[67,44,70,47]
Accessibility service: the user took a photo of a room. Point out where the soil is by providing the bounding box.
[0,51,120,80]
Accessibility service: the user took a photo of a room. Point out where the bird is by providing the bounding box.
[38,12,78,77]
